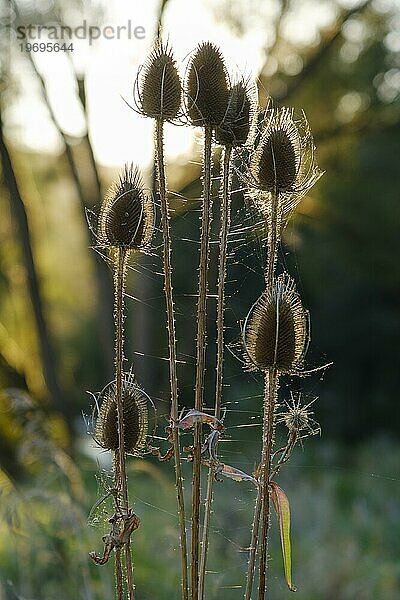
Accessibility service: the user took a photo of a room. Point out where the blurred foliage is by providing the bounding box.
[1,0,400,596]
[1,0,398,440]
[1,399,399,599]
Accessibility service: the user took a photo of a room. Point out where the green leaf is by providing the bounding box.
[270,481,297,592]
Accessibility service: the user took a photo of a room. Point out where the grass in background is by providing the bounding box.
[2,436,399,600]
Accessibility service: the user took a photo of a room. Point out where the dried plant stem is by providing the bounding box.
[258,368,278,600]
[245,191,280,600]
[213,145,232,438]
[115,549,124,600]
[244,482,262,600]
[114,248,135,600]
[155,119,189,600]
[198,145,232,599]
[191,125,213,600]
[124,538,135,600]
[113,454,124,600]
[265,190,280,288]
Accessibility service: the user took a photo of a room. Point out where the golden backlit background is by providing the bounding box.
[1,0,400,598]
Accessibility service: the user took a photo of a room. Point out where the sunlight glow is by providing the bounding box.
[8,0,340,168]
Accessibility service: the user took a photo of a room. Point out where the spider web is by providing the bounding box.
[84,145,399,600]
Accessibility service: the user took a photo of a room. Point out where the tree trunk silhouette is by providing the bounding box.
[22,44,114,379]
[0,111,65,415]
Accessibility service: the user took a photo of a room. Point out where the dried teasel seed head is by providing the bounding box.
[253,119,301,192]
[215,81,252,147]
[98,165,154,250]
[277,393,321,437]
[186,42,229,127]
[139,41,182,121]
[244,274,308,373]
[96,377,149,455]
[248,107,323,216]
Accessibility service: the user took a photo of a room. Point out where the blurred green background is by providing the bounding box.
[1,0,400,598]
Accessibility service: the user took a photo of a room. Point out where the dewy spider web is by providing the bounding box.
[81,149,396,600]
[84,136,330,599]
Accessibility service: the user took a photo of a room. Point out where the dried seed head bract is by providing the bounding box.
[95,373,152,456]
[185,41,230,127]
[98,164,154,251]
[135,40,182,122]
[249,106,323,216]
[244,273,308,373]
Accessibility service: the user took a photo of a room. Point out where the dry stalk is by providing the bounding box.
[198,145,233,599]
[114,248,135,600]
[258,367,279,600]
[115,547,124,600]
[191,125,213,600]
[113,453,124,600]
[245,190,280,600]
[155,118,189,600]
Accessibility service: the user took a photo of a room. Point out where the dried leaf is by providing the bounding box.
[270,481,297,592]
[177,410,223,430]
[219,463,259,486]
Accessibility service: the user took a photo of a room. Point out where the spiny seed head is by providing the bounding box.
[244,274,308,373]
[96,377,149,455]
[186,42,229,127]
[98,165,154,250]
[285,408,308,431]
[253,118,301,192]
[248,107,323,217]
[215,81,252,147]
[139,41,182,121]
[277,393,320,437]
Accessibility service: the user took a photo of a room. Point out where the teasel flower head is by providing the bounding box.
[185,41,229,128]
[134,40,182,122]
[244,273,309,374]
[249,106,323,216]
[277,392,321,438]
[215,78,256,147]
[98,164,154,251]
[95,373,150,456]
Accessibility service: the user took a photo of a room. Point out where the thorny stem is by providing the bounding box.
[198,145,232,600]
[192,125,213,600]
[265,189,280,288]
[213,146,232,440]
[244,479,262,600]
[113,454,124,600]
[115,548,124,600]
[245,190,280,600]
[269,431,297,481]
[155,119,189,600]
[258,368,279,600]
[114,248,135,600]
